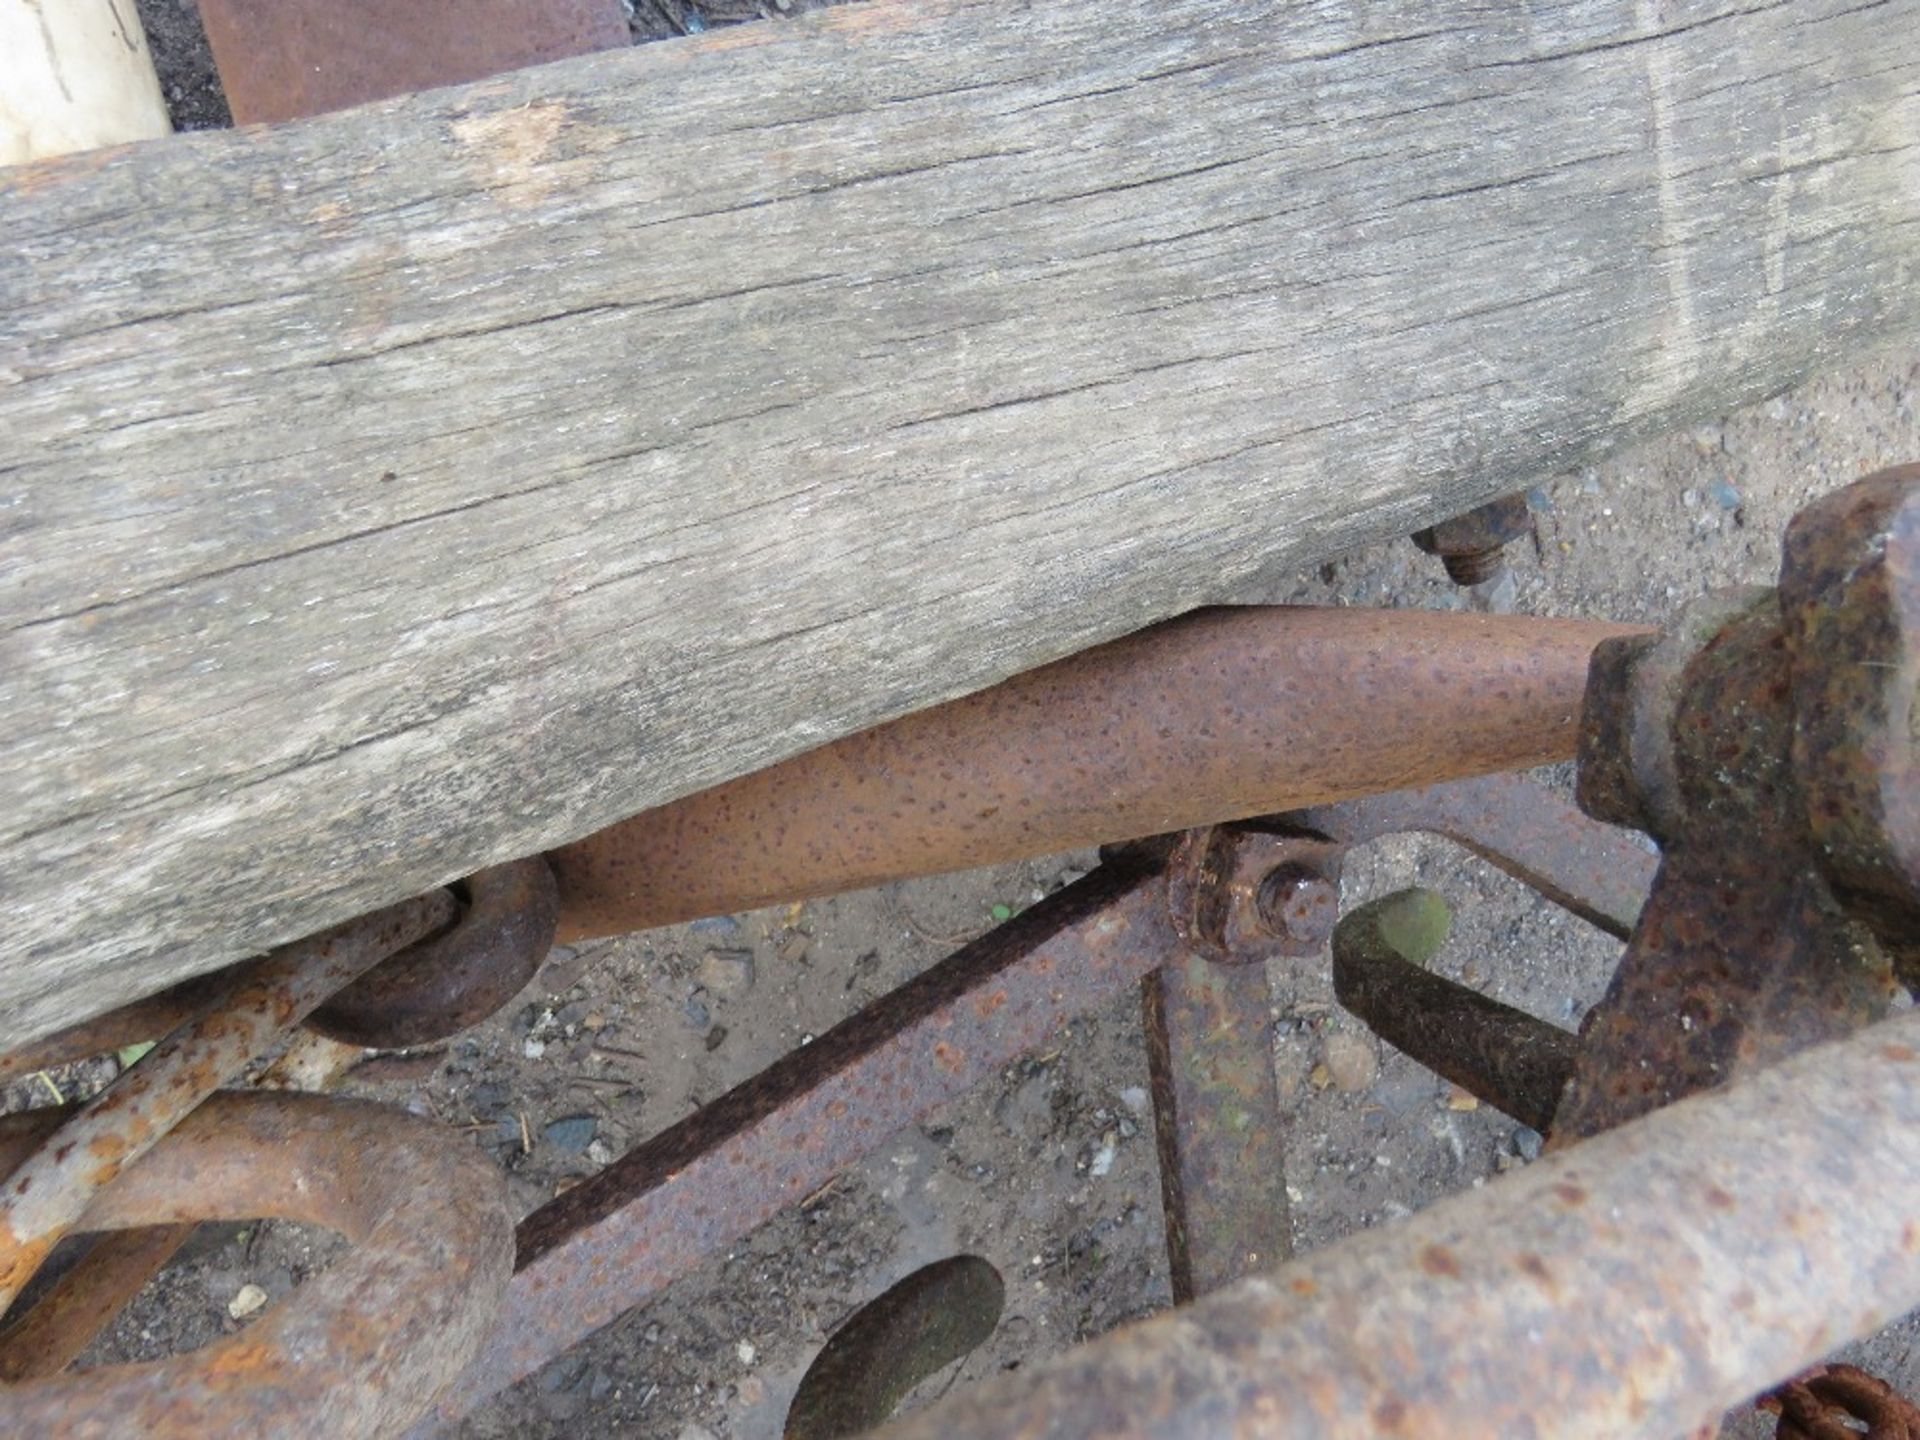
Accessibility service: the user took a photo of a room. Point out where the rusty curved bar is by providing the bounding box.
[0,1092,512,1440]
[552,606,1642,939]
[0,1222,197,1381]
[0,892,455,1318]
[869,1009,1920,1440]
[1290,770,1658,939]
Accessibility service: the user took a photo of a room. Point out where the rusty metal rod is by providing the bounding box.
[1331,890,1577,1134]
[421,857,1185,1429]
[0,972,232,1088]
[551,606,1641,940]
[868,1010,1920,1440]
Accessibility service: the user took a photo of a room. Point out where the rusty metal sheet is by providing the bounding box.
[0,1092,512,1439]
[424,857,1185,1427]
[199,0,631,126]
[553,608,1643,941]
[864,1009,1920,1440]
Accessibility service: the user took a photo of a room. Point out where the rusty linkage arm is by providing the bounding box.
[419,602,1648,1426]
[423,768,1662,1431]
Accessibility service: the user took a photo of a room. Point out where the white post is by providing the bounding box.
[1,0,170,165]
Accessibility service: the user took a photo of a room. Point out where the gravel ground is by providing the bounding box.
[13,5,1920,1437]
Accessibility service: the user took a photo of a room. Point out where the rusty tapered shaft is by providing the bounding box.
[552,606,1641,940]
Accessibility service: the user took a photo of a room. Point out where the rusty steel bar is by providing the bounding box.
[870,1009,1920,1440]
[0,891,455,1317]
[1290,770,1657,940]
[0,1222,195,1381]
[422,857,1184,1428]
[1143,949,1292,1302]
[0,1092,512,1439]
[552,607,1641,941]
[0,972,231,1088]
[1332,891,1576,1134]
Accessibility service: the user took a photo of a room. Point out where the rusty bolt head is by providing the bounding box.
[1256,864,1341,953]
[1780,464,1920,941]
[1412,493,1533,585]
[1166,828,1344,963]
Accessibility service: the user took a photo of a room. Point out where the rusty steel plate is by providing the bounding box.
[199,0,631,126]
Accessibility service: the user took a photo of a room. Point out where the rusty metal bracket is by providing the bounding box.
[1554,471,1920,1141]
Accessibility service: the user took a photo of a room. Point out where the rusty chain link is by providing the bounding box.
[1763,1364,1920,1440]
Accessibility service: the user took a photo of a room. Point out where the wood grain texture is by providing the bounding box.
[3,0,1919,1047]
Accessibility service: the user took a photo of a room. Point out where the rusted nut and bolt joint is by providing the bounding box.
[1412,492,1533,587]
[1553,464,1920,1142]
[1165,826,1345,962]
[1578,462,1920,965]
[1256,863,1342,949]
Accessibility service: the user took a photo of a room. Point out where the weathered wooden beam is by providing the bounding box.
[3,0,1918,1047]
